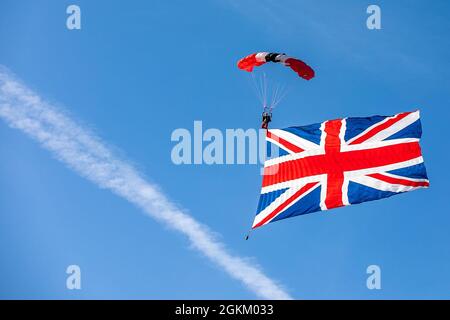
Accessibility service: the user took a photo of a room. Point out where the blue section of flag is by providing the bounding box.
[347,181,397,205]
[256,188,289,213]
[387,162,428,180]
[344,115,388,142]
[271,185,322,222]
[266,139,289,159]
[384,119,422,141]
[284,123,322,145]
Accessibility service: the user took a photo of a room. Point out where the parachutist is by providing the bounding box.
[261,111,272,129]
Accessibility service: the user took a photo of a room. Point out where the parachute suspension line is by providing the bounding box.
[259,72,268,110]
[250,72,288,112]
[249,72,290,129]
[250,73,265,109]
[264,73,269,109]
[270,84,289,110]
[271,83,280,111]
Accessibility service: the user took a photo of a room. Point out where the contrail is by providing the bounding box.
[0,67,291,300]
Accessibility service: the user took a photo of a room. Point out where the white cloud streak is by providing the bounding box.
[0,67,291,300]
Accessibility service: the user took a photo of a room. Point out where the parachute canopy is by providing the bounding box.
[237,52,315,80]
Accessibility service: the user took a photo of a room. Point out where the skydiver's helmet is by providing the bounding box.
[261,111,272,129]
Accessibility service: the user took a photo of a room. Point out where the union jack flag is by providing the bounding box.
[253,111,429,229]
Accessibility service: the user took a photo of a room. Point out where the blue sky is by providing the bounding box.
[0,0,449,299]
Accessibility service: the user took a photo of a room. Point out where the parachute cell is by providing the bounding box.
[237,52,315,80]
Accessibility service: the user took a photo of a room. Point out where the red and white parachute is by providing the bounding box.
[237,52,315,80]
